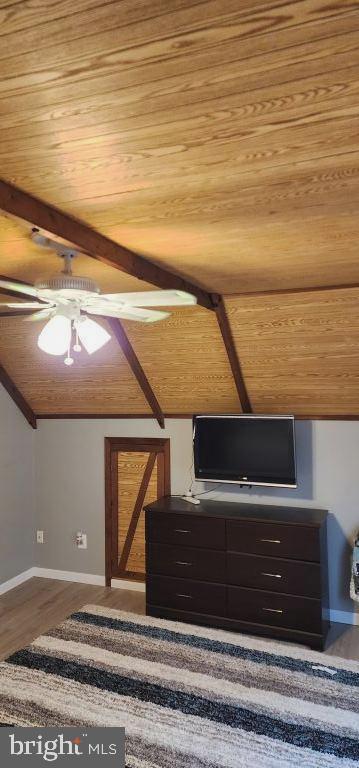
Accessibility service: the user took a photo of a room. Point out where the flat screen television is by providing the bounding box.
[193,415,297,488]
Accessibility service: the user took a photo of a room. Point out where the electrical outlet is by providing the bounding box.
[76,531,87,549]
[36,530,44,544]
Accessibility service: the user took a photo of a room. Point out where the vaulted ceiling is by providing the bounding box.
[0,0,359,424]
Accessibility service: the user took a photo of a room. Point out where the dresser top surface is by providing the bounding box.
[144,496,327,526]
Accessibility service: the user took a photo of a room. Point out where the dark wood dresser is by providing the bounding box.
[145,496,329,650]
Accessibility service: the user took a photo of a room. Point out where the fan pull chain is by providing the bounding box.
[64,335,74,367]
[73,325,81,353]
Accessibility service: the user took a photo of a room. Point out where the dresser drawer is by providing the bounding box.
[227,552,321,597]
[227,520,320,562]
[146,511,225,550]
[147,575,226,616]
[228,586,322,633]
[147,542,226,582]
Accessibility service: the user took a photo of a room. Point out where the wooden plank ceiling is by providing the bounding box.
[225,290,359,417]
[0,303,239,416]
[0,0,359,418]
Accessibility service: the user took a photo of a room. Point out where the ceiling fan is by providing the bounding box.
[0,231,197,366]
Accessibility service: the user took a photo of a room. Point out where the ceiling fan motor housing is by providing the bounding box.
[35,274,100,297]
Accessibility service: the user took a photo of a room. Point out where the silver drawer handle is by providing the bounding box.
[176,593,192,599]
[260,538,281,544]
[263,607,283,614]
[175,561,192,566]
[175,529,191,534]
[262,572,282,579]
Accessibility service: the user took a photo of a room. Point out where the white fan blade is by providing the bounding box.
[0,279,38,298]
[96,290,197,307]
[84,304,170,323]
[6,301,52,309]
[24,308,54,322]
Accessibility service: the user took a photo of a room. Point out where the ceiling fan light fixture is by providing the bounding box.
[1,238,198,366]
[76,317,111,354]
[37,314,72,356]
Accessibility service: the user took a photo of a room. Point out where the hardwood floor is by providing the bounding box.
[0,577,358,662]
[0,578,145,660]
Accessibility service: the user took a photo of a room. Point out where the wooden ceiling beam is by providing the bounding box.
[0,273,37,302]
[0,361,37,428]
[0,179,214,310]
[0,309,37,317]
[0,288,29,301]
[0,274,33,286]
[229,282,359,299]
[35,413,359,420]
[0,275,52,309]
[214,295,252,414]
[107,318,165,429]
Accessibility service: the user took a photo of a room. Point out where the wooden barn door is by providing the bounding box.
[105,438,170,586]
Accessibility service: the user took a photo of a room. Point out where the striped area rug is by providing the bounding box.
[0,605,358,767]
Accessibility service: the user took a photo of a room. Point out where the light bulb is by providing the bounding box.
[77,317,111,354]
[64,356,74,366]
[38,315,72,356]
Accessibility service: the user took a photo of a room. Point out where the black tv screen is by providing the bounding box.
[193,415,296,488]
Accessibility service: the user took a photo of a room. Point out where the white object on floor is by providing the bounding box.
[311,665,337,675]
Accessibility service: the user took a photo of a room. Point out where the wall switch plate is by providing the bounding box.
[36,530,44,544]
[76,531,87,549]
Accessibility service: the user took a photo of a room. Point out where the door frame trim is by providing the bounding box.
[105,437,171,586]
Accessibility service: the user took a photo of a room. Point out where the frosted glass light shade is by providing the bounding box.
[38,315,71,356]
[77,317,111,354]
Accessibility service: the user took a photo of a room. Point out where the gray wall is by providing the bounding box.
[34,419,192,577]
[34,417,359,620]
[0,386,35,585]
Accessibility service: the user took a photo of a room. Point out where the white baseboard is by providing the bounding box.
[0,567,144,593]
[32,570,145,591]
[111,578,145,592]
[0,567,36,596]
[329,608,359,626]
[32,567,106,586]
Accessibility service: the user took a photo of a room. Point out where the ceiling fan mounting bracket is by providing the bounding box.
[61,251,74,276]
[31,228,80,271]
